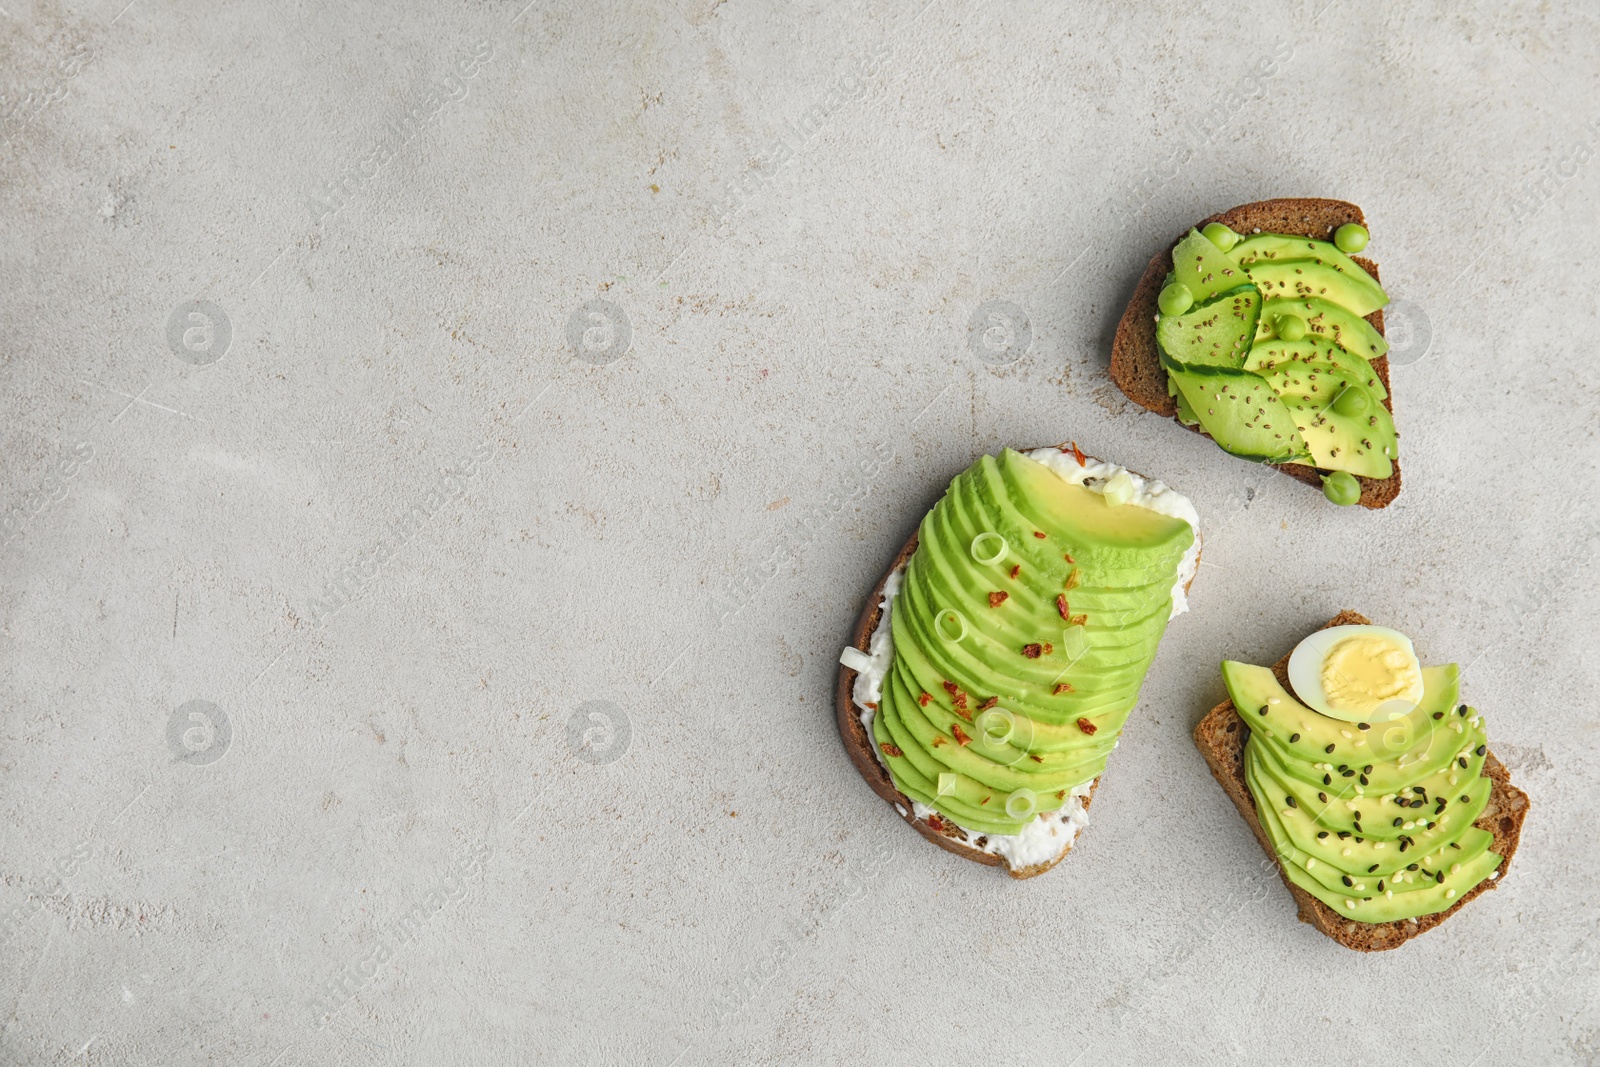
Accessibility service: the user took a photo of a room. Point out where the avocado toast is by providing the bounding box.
[1111,198,1401,509]
[1194,611,1529,950]
[837,445,1201,878]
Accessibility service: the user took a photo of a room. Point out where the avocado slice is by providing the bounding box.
[1227,234,1385,303]
[1155,283,1262,370]
[1162,363,1311,464]
[1262,366,1398,480]
[1241,258,1388,318]
[1220,661,1460,766]
[1170,229,1251,304]
[1243,337,1387,400]
[1256,296,1388,361]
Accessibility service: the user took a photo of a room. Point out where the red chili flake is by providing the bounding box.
[977,696,998,712]
[864,701,878,710]
[980,795,991,805]
[1070,614,1087,628]
[926,813,946,831]
[1057,790,1067,800]
[918,691,932,707]
[1042,642,1054,655]
[1009,564,1021,579]
[1057,594,1071,621]
[1028,754,1044,763]
[951,723,972,747]
[879,741,903,758]
[1069,441,1087,466]
[931,735,947,747]
[1076,718,1097,735]
[988,591,1009,608]
[1022,644,1043,659]
[1033,531,1046,539]
[1053,682,1074,695]
[1063,553,1075,565]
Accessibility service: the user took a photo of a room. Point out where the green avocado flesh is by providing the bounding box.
[1221,660,1504,923]
[1154,231,1394,480]
[871,449,1194,836]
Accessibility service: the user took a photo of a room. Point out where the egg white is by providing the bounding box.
[1286,625,1424,723]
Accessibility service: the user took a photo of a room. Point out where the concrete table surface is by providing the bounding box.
[3,1,1597,1063]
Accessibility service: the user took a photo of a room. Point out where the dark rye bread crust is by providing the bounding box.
[835,448,1199,879]
[1110,198,1401,509]
[1192,611,1530,951]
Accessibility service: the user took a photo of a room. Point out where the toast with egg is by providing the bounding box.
[1110,198,1402,509]
[1192,611,1529,950]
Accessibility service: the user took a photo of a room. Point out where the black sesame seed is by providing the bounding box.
[1436,871,1445,884]
[1450,842,1461,850]
[1354,836,1363,842]
[1407,863,1418,871]
[1359,775,1369,786]
[1459,795,1469,804]
[1399,840,1410,852]
[1341,769,1355,778]
[1258,705,1269,716]
[1325,744,1336,754]
[1426,822,1436,829]
[1342,875,1353,887]
[1319,792,1328,803]
[1393,817,1403,826]
[1289,733,1301,742]
[1286,796,1297,808]
[1475,744,1486,756]
[1432,711,1444,720]
[1323,774,1332,785]
[1317,831,1329,839]
[1378,880,1386,891]
[1338,831,1351,840]
[1458,705,1468,717]
[1458,756,1468,768]
[1358,722,1370,731]
[1367,863,1379,873]
[1363,765,1372,774]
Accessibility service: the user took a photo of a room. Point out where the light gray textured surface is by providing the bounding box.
[3,0,1598,1063]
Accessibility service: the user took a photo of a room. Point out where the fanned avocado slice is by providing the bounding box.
[1162,363,1311,464]
[1256,296,1388,360]
[1243,337,1387,400]
[1264,367,1397,480]
[1155,283,1262,370]
[1227,233,1385,300]
[1243,258,1387,318]
[1170,229,1251,303]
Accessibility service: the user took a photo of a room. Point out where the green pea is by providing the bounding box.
[1334,224,1369,253]
[1322,471,1361,506]
[1276,314,1307,341]
[1158,282,1194,316]
[1202,223,1240,252]
[1332,386,1370,417]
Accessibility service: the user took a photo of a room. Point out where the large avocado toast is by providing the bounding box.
[837,446,1201,878]
[1194,612,1529,950]
[1111,198,1401,509]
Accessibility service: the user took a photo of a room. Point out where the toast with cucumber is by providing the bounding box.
[1193,611,1529,950]
[1111,199,1401,509]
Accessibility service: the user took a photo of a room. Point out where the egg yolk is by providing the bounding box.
[1320,635,1421,716]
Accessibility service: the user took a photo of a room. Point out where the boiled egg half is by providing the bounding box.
[1286,624,1424,723]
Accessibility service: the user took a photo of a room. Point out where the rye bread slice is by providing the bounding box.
[835,448,1200,879]
[1110,198,1401,509]
[1192,611,1530,950]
